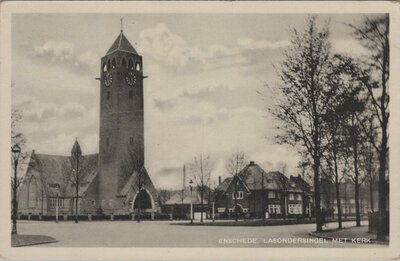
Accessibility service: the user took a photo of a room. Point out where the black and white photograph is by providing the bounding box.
[0,1,399,259]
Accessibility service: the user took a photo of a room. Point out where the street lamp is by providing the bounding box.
[55,185,60,223]
[189,179,193,224]
[11,144,21,235]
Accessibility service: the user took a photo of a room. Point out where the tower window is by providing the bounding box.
[107,91,110,100]
[129,137,134,145]
[107,60,111,71]
[102,63,107,72]
[128,59,134,69]
[129,90,133,99]
[136,63,141,71]
[121,58,127,67]
[112,58,116,69]
[106,137,110,146]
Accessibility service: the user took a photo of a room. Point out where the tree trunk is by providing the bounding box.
[369,179,374,212]
[377,122,388,240]
[200,188,204,222]
[334,153,342,229]
[313,154,322,232]
[353,138,361,227]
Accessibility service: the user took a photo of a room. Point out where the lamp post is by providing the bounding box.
[189,179,193,224]
[11,144,21,235]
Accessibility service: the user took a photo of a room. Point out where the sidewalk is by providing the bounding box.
[310,225,388,245]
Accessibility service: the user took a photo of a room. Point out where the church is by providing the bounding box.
[17,29,158,216]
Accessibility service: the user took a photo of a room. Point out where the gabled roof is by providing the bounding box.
[119,167,157,197]
[28,152,99,197]
[106,32,138,55]
[217,162,305,193]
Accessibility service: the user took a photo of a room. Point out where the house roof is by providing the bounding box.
[216,162,304,193]
[164,187,208,205]
[106,32,138,55]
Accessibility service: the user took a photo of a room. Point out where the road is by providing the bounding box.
[16,220,384,247]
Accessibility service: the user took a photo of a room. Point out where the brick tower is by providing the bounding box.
[98,28,144,212]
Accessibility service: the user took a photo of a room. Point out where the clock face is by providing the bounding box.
[104,72,113,87]
[125,72,137,86]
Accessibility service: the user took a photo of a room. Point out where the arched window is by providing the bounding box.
[128,59,134,69]
[135,63,141,71]
[27,176,37,208]
[121,58,127,67]
[107,60,111,71]
[102,63,107,72]
[112,58,116,69]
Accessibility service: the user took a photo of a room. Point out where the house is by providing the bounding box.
[215,161,311,218]
[161,187,210,219]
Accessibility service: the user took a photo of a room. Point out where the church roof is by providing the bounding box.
[106,32,138,55]
[27,152,99,197]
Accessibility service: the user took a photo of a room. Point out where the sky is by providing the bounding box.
[11,13,370,189]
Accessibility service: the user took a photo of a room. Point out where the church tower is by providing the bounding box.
[98,28,144,212]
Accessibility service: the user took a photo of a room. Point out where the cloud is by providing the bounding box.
[33,40,74,62]
[32,40,99,72]
[138,23,192,67]
[331,38,369,56]
[237,37,290,51]
[153,98,175,110]
[138,23,289,70]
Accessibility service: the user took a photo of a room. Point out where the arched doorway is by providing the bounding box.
[132,189,153,212]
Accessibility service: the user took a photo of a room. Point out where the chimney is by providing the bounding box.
[250,161,255,165]
[218,176,222,185]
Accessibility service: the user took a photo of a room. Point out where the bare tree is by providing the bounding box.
[120,139,146,222]
[226,152,246,221]
[268,16,335,232]
[190,154,212,222]
[349,14,389,240]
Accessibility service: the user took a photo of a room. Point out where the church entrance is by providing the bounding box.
[132,189,153,212]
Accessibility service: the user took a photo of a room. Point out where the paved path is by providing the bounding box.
[16,220,385,248]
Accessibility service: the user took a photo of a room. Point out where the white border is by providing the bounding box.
[1,1,399,260]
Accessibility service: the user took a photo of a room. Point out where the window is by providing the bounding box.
[268,191,275,199]
[121,58,127,67]
[27,176,37,208]
[91,200,96,206]
[50,198,64,208]
[129,90,133,99]
[288,204,302,214]
[102,63,107,72]
[128,59,134,69]
[289,193,294,200]
[106,91,110,100]
[107,60,111,70]
[268,204,281,214]
[136,63,141,71]
[106,137,110,146]
[129,137,134,145]
[112,58,116,68]
[296,194,302,200]
[232,191,244,199]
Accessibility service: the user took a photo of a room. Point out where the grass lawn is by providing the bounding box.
[12,234,57,247]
